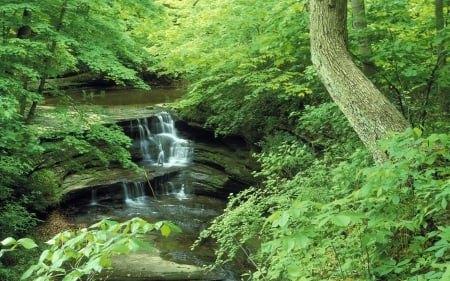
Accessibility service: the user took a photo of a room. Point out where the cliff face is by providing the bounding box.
[61,108,257,203]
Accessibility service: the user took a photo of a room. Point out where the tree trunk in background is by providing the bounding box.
[351,0,376,76]
[309,0,410,163]
[26,0,68,123]
[435,0,449,116]
[17,8,32,116]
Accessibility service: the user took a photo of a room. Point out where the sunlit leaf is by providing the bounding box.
[161,224,171,238]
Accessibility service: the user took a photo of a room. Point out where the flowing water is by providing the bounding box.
[63,106,241,280]
[45,87,185,107]
[131,112,194,166]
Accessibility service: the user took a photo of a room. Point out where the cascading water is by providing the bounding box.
[134,112,193,166]
[122,182,147,205]
[58,90,244,279]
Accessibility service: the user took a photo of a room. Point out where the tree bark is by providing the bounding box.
[351,0,376,76]
[17,8,32,116]
[309,0,410,163]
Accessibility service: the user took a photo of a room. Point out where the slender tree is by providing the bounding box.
[351,0,376,76]
[26,0,68,122]
[435,0,449,115]
[309,0,410,162]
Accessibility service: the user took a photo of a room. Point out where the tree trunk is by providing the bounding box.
[351,0,376,76]
[17,8,32,39]
[308,0,410,163]
[435,0,449,115]
[17,8,32,117]
[26,0,68,123]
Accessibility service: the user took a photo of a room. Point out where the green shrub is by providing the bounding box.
[0,204,38,238]
[199,128,450,280]
[26,169,60,212]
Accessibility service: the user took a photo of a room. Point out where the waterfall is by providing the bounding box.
[175,184,188,200]
[123,182,147,205]
[134,112,193,166]
[152,171,192,200]
[89,189,98,206]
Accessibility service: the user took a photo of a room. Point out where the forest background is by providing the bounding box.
[0,0,449,280]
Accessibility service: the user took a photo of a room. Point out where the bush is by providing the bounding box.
[198,128,450,280]
[26,169,60,212]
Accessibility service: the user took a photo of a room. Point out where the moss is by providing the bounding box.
[27,169,61,212]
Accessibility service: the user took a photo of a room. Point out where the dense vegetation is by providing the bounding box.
[0,1,164,279]
[0,0,162,237]
[150,0,450,280]
[1,0,449,280]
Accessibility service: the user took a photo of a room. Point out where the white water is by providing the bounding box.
[121,174,191,206]
[122,182,147,205]
[135,112,193,166]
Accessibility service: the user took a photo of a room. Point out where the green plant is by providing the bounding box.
[197,127,449,280]
[0,204,39,240]
[1,218,180,281]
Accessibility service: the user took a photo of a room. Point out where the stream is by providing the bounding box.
[54,88,246,280]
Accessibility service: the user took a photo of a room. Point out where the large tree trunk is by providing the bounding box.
[308,0,410,162]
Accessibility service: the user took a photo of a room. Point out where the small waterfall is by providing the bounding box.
[134,112,193,166]
[123,182,147,205]
[89,189,98,205]
[136,118,155,164]
[153,171,192,200]
[175,184,188,200]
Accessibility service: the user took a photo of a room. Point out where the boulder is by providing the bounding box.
[103,249,225,281]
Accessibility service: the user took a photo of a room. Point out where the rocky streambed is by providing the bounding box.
[56,103,256,280]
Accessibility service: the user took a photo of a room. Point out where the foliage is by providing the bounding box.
[0,0,163,239]
[194,103,365,274]
[0,204,39,239]
[352,0,450,131]
[0,236,39,281]
[150,0,322,141]
[198,127,450,280]
[0,218,181,281]
[0,95,42,238]
[153,2,449,278]
[25,170,60,212]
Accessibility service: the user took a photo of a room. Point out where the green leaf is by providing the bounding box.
[161,224,171,238]
[442,198,448,210]
[1,237,17,246]
[17,238,38,249]
[272,211,290,227]
[331,214,351,227]
[267,211,281,223]
[110,243,130,255]
[413,127,422,137]
[164,221,182,233]
[130,238,153,250]
[293,233,311,248]
[99,253,112,268]
[20,265,37,280]
[441,263,450,281]
[392,194,400,205]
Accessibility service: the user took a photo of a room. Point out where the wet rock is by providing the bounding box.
[61,166,183,202]
[103,249,225,281]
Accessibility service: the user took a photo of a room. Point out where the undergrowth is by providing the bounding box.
[194,104,450,281]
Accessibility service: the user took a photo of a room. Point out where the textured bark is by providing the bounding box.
[351,0,376,76]
[309,0,410,162]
